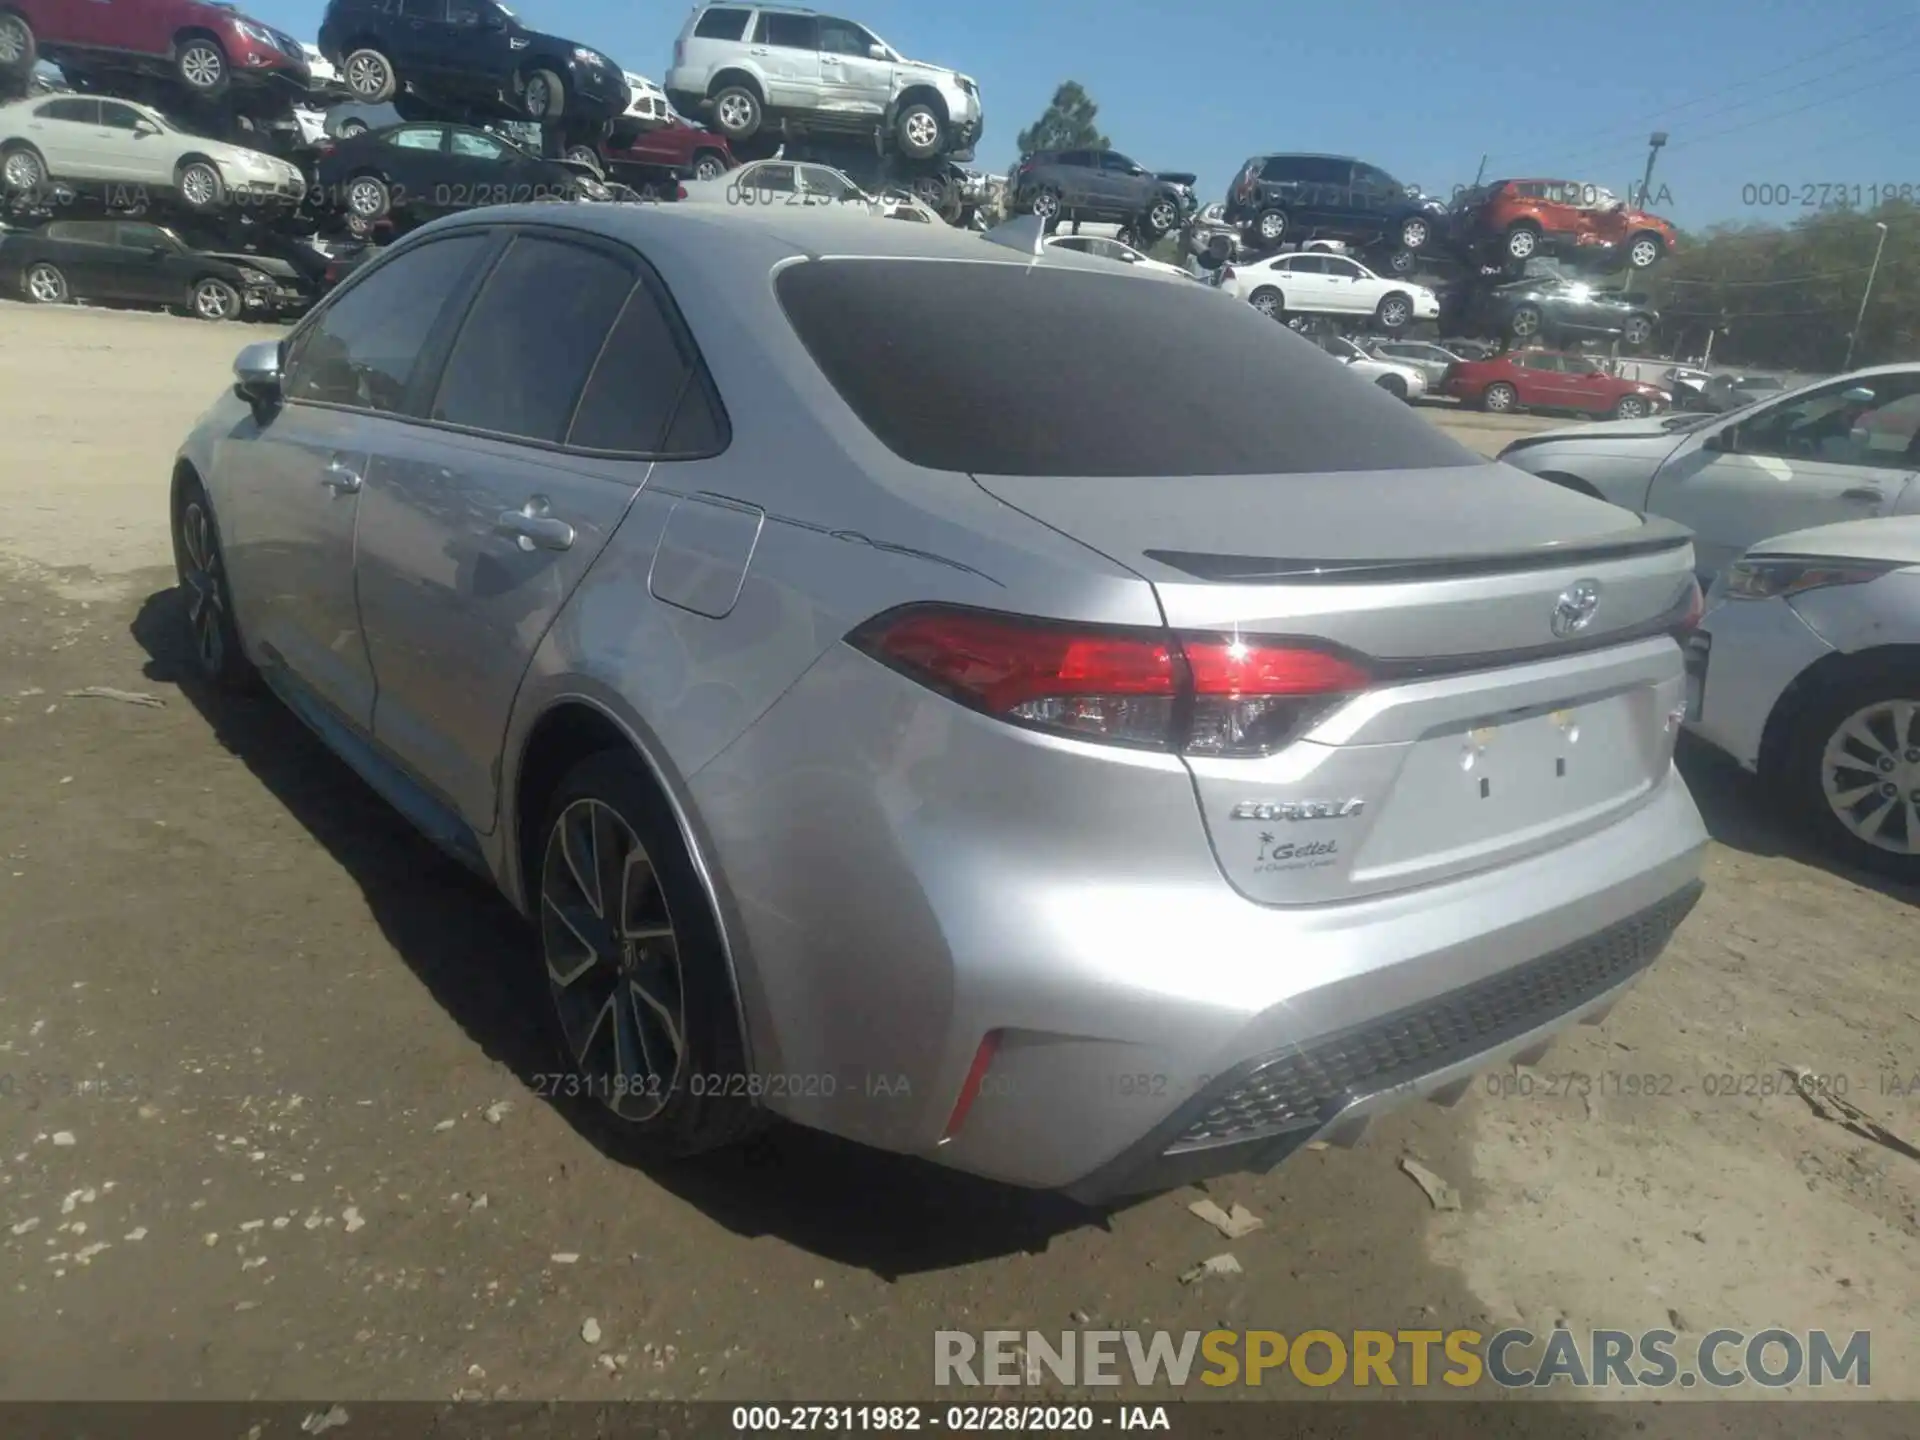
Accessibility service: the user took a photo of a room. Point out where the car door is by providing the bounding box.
[352,228,679,830]
[95,100,172,187]
[1273,254,1335,311]
[1317,253,1374,313]
[1095,150,1146,215]
[39,220,118,294]
[1347,161,1401,245]
[1297,156,1352,233]
[1506,353,1567,408]
[108,220,181,302]
[814,13,889,116]
[1646,370,1920,577]
[751,10,822,108]
[224,230,495,732]
[25,97,100,177]
[391,0,453,78]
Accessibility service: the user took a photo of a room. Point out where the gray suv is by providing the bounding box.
[170,205,1707,1201]
[664,3,981,160]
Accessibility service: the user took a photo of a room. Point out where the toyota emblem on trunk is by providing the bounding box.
[1551,580,1603,637]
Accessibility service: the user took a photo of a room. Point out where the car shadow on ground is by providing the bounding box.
[1677,737,1918,909]
[131,585,1106,1279]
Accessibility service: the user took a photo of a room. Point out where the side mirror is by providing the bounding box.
[1841,386,1876,404]
[134,120,160,136]
[867,42,886,58]
[233,339,283,411]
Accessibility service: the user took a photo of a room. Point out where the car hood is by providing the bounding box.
[200,252,302,279]
[1746,515,1920,566]
[970,461,1669,575]
[893,55,971,86]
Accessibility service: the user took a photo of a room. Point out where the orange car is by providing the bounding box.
[1455,178,1678,271]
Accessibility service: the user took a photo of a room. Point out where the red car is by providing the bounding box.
[1442,350,1672,420]
[601,112,733,188]
[0,0,309,100]
[1455,178,1678,272]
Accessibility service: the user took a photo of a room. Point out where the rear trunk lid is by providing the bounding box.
[971,464,1698,905]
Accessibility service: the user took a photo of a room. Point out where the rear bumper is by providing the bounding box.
[688,643,1709,1197]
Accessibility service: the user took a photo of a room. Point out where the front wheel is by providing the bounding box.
[23,260,68,303]
[342,47,397,103]
[176,159,225,211]
[345,173,390,219]
[522,67,565,122]
[171,476,256,691]
[1142,195,1179,238]
[1375,293,1413,333]
[690,150,726,183]
[1253,207,1288,246]
[1507,303,1543,341]
[1025,186,1061,225]
[710,84,761,141]
[1505,223,1539,261]
[894,102,943,160]
[563,143,603,176]
[1482,381,1518,413]
[176,36,228,95]
[1623,315,1653,348]
[1781,677,1920,882]
[534,751,765,1157]
[1612,394,1650,420]
[191,276,240,321]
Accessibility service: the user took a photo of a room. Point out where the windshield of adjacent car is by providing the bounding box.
[775,259,1480,476]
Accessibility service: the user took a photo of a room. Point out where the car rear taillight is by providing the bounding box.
[1672,577,1704,636]
[673,37,684,66]
[849,605,1371,758]
[1220,265,1236,282]
[676,182,688,199]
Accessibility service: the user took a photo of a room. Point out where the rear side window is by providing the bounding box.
[1258,156,1297,182]
[429,235,635,443]
[775,259,1478,477]
[693,6,751,39]
[285,233,489,413]
[758,11,817,47]
[567,281,700,453]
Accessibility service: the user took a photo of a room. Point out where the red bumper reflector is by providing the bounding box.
[940,1030,1003,1144]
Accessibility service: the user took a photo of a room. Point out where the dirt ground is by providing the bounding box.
[1,300,1917,1420]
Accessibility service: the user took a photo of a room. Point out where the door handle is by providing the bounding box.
[321,459,362,493]
[748,45,768,54]
[496,499,575,551]
[1840,486,1884,502]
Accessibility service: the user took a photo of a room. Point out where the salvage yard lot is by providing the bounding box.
[1,300,1916,1417]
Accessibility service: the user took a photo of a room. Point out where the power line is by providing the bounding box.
[1664,267,1876,288]
[1663,68,1920,154]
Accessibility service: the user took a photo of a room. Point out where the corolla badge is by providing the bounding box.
[1230,798,1366,822]
[1550,579,1603,638]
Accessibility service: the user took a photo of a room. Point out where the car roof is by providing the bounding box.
[1248,153,1357,163]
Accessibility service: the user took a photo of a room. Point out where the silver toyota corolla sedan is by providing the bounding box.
[169,204,1709,1202]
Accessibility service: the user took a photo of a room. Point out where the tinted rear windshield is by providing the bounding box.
[774,259,1478,477]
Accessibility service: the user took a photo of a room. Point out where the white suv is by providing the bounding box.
[665,3,982,160]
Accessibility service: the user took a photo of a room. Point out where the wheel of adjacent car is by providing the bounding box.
[1025,186,1061,224]
[1380,247,1415,276]
[1399,215,1431,250]
[1254,207,1288,246]
[1626,233,1664,269]
[522,67,565,121]
[893,101,944,160]
[0,11,37,74]
[171,474,256,692]
[690,150,727,184]
[563,143,604,176]
[175,35,228,95]
[1482,381,1518,413]
[2,143,45,196]
[22,260,67,304]
[533,749,764,1157]
[1623,315,1653,348]
[176,158,225,211]
[1507,303,1544,340]
[191,276,241,321]
[1504,222,1540,261]
[1779,671,1920,882]
[345,173,390,219]
[1248,286,1284,320]
[337,117,370,138]
[1376,373,1408,400]
[342,47,397,103]
[1143,195,1180,239]
[1612,394,1649,420]
[710,83,762,141]
[1375,293,1413,332]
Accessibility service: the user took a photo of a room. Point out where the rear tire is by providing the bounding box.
[1777,672,1920,883]
[1612,394,1650,420]
[23,260,67,303]
[533,750,765,1158]
[1142,194,1179,239]
[175,35,228,96]
[345,173,390,219]
[342,47,397,103]
[1375,292,1413,333]
[1626,232,1664,269]
[1399,215,1431,250]
[1482,381,1518,413]
[522,67,565,122]
[690,150,726,183]
[1507,303,1544,341]
[0,11,37,75]
[710,83,761,142]
[1,140,46,193]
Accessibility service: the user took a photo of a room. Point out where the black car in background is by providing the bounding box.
[1009,148,1197,238]
[1452,271,1659,349]
[311,121,606,233]
[1223,153,1448,257]
[317,0,629,136]
[0,217,311,318]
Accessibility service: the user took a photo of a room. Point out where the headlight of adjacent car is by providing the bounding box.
[574,47,606,68]
[1719,558,1897,602]
[236,20,277,45]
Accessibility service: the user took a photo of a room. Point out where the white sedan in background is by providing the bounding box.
[1498,364,1920,580]
[1044,232,1198,279]
[1214,249,1439,333]
[0,95,305,210]
[1687,515,1920,880]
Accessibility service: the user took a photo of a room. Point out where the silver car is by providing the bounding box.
[170,204,1708,1201]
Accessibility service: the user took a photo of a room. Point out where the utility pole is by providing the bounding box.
[1842,220,1890,373]
[1471,154,1486,188]
[1636,132,1668,209]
